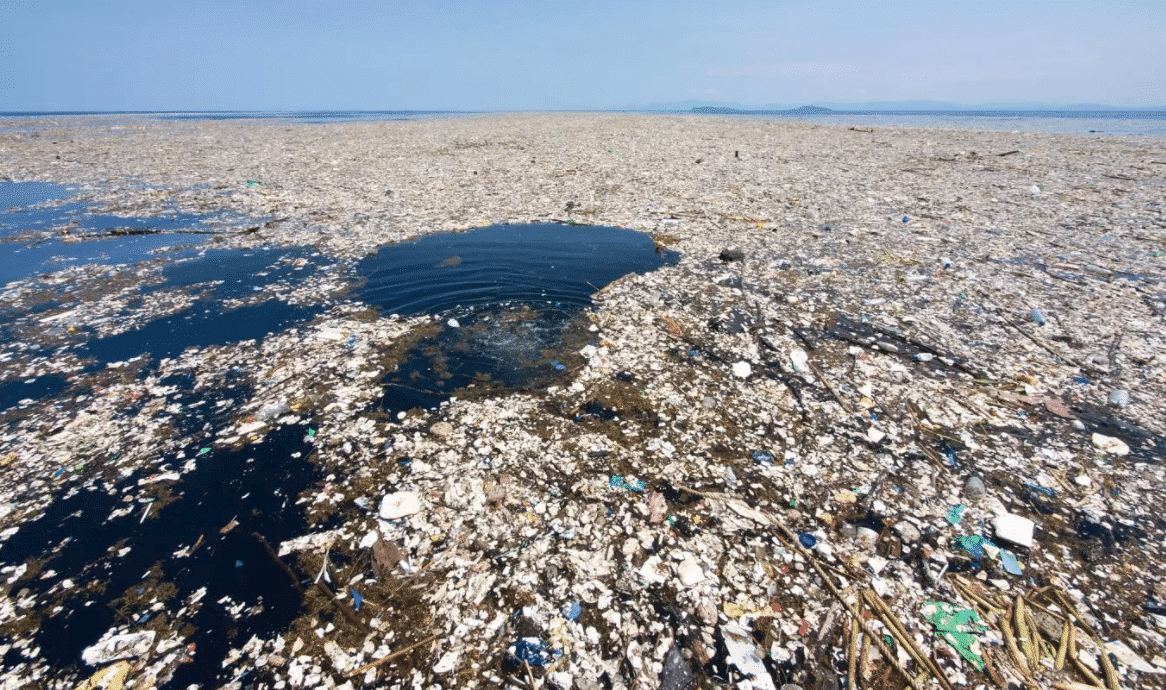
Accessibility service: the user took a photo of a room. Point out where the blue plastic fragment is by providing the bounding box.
[563,601,581,621]
[750,450,775,465]
[954,535,987,559]
[1030,308,1046,325]
[351,589,364,611]
[510,637,558,667]
[551,360,566,371]
[1000,550,1022,576]
[1074,376,1090,385]
[610,475,647,493]
[798,533,818,549]
[1023,482,1056,497]
[902,215,910,223]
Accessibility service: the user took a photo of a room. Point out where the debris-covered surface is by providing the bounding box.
[1,112,1165,689]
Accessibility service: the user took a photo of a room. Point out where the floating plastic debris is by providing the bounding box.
[509,637,558,667]
[610,475,647,493]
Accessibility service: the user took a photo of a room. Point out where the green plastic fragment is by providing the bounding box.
[307,428,316,438]
[954,534,987,559]
[946,504,966,525]
[922,601,987,671]
[197,447,210,456]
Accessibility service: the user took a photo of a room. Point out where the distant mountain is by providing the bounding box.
[626,99,797,112]
[786,105,835,114]
[624,99,1166,112]
[688,105,835,115]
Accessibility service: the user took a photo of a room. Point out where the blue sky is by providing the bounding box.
[2,0,1164,111]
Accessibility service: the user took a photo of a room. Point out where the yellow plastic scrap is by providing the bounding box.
[73,660,131,690]
[723,600,778,619]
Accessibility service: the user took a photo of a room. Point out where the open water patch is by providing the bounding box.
[0,374,69,412]
[0,233,212,284]
[0,181,80,211]
[153,245,326,300]
[357,223,679,414]
[0,180,248,285]
[0,424,320,688]
[81,300,322,369]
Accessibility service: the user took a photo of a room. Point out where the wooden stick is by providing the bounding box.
[684,487,930,690]
[864,590,955,690]
[848,612,861,690]
[999,318,1096,373]
[522,659,538,690]
[254,532,306,593]
[346,634,439,678]
[761,508,926,690]
[807,361,855,415]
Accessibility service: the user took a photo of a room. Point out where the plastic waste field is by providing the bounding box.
[0,186,681,688]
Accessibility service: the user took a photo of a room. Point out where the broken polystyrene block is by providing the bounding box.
[994,512,1034,548]
[379,491,422,519]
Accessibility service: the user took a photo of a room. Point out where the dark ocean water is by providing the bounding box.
[2,109,1164,135]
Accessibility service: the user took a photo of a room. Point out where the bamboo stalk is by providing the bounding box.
[981,646,1007,688]
[864,590,955,690]
[1053,590,1120,690]
[1000,614,1031,677]
[952,577,1003,615]
[687,487,930,690]
[1015,596,1038,667]
[1055,621,1070,671]
[1025,607,1047,663]
[1071,653,1106,689]
[848,614,861,690]
[859,616,872,682]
